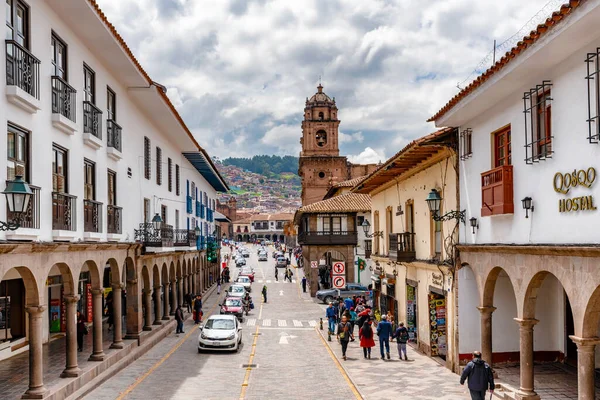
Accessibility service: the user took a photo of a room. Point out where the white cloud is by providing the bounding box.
[347,147,386,165]
[96,0,552,158]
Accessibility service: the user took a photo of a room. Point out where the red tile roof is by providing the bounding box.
[428,0,583,123]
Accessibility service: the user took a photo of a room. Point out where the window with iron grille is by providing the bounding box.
[175,164,180,195]
[523,80,553,164]
[167,158,172,192]
[156,147,162,185]
[144,137,151,180]
[586,49,600,143]
[459,128,472,160]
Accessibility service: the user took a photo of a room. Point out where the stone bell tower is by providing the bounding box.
[298,84,350,206]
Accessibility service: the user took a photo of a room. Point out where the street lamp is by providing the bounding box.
[194,225,201,236]
[521,197,534,218]
[1,175,33,231]
[469,217,479,234]
[151,213,162,230]
[425,188,466,223]
[361,220,383,238]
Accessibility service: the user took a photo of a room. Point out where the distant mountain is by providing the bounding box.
[222,155,298,176]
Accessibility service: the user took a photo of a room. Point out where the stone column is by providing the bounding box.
[170,279,177,314]
[178,278,183,309]
[570,336,600,400]
[22,305,47,399]
[182,274,188,300]
[89,289,105,361]
[514,318,540,400]
[143,289,152,331]
[162,282,170,320]
[110,284,124,349]
[61,295,81,378]
[477,306,496,368]
[153,285,162,325]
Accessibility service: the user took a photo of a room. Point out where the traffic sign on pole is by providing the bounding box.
[332,262,345,275]
[332,275,346,289]
[310,261,318,269]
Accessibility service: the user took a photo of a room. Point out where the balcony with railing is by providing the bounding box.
[107,205,122,234]
[83,101,103,148]
[389,233,416,262]
[107,120,122,160]
[481,165,514,217]
[52,192,77,231]
[5,40,41,113]
[134,223,174,248]
[51,76,77,134]
[364,239,372,259]
[6,183,40,230]
[83,199,102,234]
[298,230,358,245]
[174,229,197,247]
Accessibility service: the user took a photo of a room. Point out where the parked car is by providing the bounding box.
[240,267,255,282]
[241,249,250,258]
[236,276,252,292]
[220,297,244,321]
[275,256,287,268]
[227,284,247,298]
[258,251,268,261]
[198,314,242,352]
[315,283,370,304]
[236,257,246,267]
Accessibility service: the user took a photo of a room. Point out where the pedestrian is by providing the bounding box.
[376,314,392,360]
[106,295,114,332]
[337,315,353,360]
[262,285,268,303]
[175,304,184,334]
[344,296,354,311]
[217,277,221,295]
[359,320,375,359]
[392,322,409,360]
[185,292,192,313]
[301,276,307,293]
[460,351,495,400]
[288,268,293,282]
[349,307,357,340]
[326,302,337,334]
[274,268,278,281]
[76,314,88,352]
[194,295,203,324]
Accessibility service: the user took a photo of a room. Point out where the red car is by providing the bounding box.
[239,268,255,282]
[220,297,244,321]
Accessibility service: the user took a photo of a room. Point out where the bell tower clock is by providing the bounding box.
[298,84,350,206]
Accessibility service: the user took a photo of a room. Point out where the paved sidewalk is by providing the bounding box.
[317,329,470,399]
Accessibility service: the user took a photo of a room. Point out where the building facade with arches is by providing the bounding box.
[431,1,600,398]
[0,0,227,398]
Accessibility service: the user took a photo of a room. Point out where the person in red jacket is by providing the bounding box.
[359,320,376,359]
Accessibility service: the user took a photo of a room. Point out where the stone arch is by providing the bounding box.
[482,266,518,308]
[522,270,573,320]
[82,260,102,290]
[141,265,151,291]
[50,262,75,296]
[457,264,482,354]
[237,234,242,242]
[169,262,176,282]
[1,266,39,306]
[161,263,169,286]
[321,249,346,262]
[152,265,160,289]
[105,258,121,286]
[582,285,600,337]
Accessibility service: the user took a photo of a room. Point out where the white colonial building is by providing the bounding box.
[431,1,600,398]
[0,0,228,398]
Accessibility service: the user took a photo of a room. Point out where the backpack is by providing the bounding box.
[399,328,409,342]
[362,324,373,339]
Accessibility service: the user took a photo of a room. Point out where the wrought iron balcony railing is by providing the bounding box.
[83,199,102,233]
[5,40,40,99]
[107,120,122,152]
[107,205,122,234]
[51,76,76,122]
[83,101,102,138]
[52,192,77,231]
[174,229,197,247]
[134,223,174,248]
[6,182,40,229]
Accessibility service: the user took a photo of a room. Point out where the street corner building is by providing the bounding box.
[0,0,228,398]
[430,1,600,398]
[352,127,461,373]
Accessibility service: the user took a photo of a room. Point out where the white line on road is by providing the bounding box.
[246,318,256,326]
[278,320,287,327]
[266,280,272,283]
[308,320,317,327]
[279,290,284,296]
[262,319,271,327]
[293,320,303,327]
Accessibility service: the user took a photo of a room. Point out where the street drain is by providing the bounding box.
[242,364,258,368]
[252,333,262,336]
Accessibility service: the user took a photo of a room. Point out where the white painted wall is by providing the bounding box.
[491,271,520,353]
[0,0,220,243]
[458,266,481,353]
[533,274,566,353]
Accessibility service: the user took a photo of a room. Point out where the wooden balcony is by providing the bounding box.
[52,192,77,231]
[298,231,358,246]
[107,205,122,234]
[389,233,416,262]
[83,199,103,233]
[481,165,514,216]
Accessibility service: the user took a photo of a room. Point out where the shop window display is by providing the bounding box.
[429,293,447,358]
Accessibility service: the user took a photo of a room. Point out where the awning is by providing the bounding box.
[214,211,230,223]
[371,276,381,283]
[182,152,229,193]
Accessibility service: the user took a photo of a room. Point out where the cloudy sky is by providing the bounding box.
[97,0,552,163]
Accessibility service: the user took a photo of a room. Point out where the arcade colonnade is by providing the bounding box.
[458,245,600,400]
[0,242,220,399]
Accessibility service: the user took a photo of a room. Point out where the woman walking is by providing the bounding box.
[337,315,353,360]
[359,320,375,359]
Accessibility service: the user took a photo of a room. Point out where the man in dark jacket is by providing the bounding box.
[194,295,203,324]
[376,315,393,360]
[460,351,495,400]
[174,305,184,334]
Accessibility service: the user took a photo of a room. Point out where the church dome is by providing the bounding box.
[307,84,335,105]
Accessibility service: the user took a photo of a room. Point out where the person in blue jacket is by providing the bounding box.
[376,314,393,360]
[325,302,337,334]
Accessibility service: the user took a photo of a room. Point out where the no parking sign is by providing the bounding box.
[333,275,346,289]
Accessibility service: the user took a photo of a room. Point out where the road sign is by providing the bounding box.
[332,262,345,275]
[310,261,318,269]
[332,275,346,289]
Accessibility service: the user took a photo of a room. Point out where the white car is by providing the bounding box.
[227,284,247,298]
[198,314,242,352]
[258,251,267,261]
[235,257,246,267]
[236,275,252,292]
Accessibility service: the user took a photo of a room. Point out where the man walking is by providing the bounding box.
[262,285,268,303]
[326,302,337,334]
[301,276,307,293]
[393,322,409,360]
[274,268,278,281]
[376,315,392,360]
[175,304,184,334]
[194,295,203,324]
[460,351,495,400]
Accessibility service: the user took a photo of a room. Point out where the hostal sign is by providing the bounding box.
[553,167,597,213]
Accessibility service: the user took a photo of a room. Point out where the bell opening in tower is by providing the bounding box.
[316,130,327,147]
